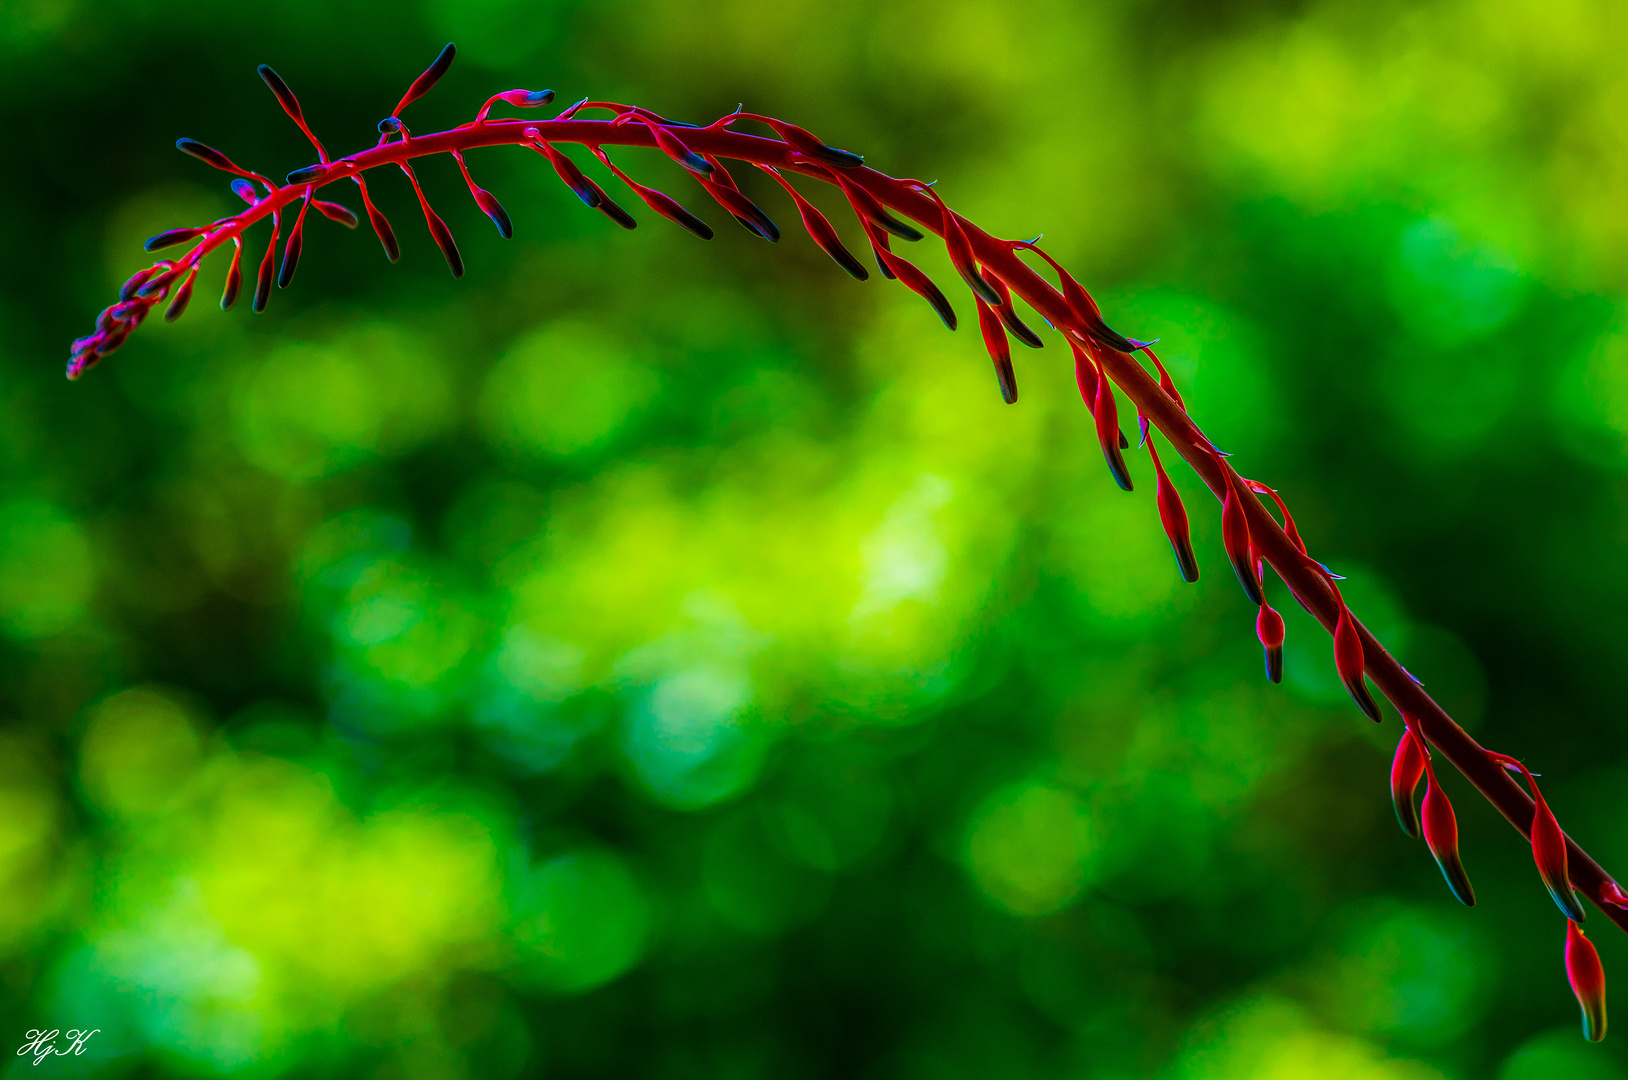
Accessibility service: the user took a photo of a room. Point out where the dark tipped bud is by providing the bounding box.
[1092,364,1132,492]
[144,227,207,252]
[277,221,303,289]
[593,189,638,231]
[1086,321,1139,355]
[425,210,464,278]
[1149,438,1197,584]
[1567,920,1608,1042]
[232,178,258,204]
[873,243,896,279]
[164,270,197,322]
[702,179,780,242]
[176,138,235,172]
[784,182,866,279]
[253,248,274,313]
[313,200,359,228]
[630,183,713,239]
[258,64,304,122]
[378,116,403,135]
[395,43,456,115]
[474,190,513,238]
[119,267,159,301]
[221,246,244,310]
[874,236,954,329]
[650,126,714,176]
[1220,477,1263,606]
[1391,723,1426,838]
[286,164,325,186]
[1530,782,1588,923]
[1421,773,1475,906]
[1257,604,1284,683]
[367,207,399,262]
[1334,606,1382,722]
[521,89,555,107]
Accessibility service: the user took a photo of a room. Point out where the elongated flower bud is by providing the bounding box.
[163,269,197,323]
[1568,920,1608,1042]
[1391,722,1425,838]
[1220,474,1263,606]
[1072,341,1099,408]
[1090,352,1132,492]
[313,200,358,228]
[353,177,399,263]
[526,129,602,208]
[585,178,638,230]
[699,176,780,241]
[592,147,714,240]
[259,65,327,159]
[1257,603,1285,683]
[1422,769,1475,906]
[865,222,954,328]
[221,241,243,310]
[393,42,455,116]
[757,165,866,279]
[975,297,1016,404]
[286,164,325,186]
[986,271,1044,349]
[144,227,207,252]
[918,186,1000,305]
[253,212,279,313]
[1334,605,1381,722]
[1529,778,1588,922]
[1147,436,1197,583]
[232,178,258,204]
[119,267,160,301]
[1013,241,1135,353]
[277,197,309,289]
[826,171,922,241]
[735,113,864,167]
[651,124,714,176]
[176,138,240,175]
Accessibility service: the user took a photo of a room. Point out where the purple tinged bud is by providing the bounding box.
[164,270,197,322]
[393,43,456,116]
[144,227,207,251]
[176,138,235,172]
[232,179,258,203]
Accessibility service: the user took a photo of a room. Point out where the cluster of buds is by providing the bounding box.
[67,44,1628,1039]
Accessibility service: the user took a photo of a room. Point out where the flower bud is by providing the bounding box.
[1567,920,1607,1042]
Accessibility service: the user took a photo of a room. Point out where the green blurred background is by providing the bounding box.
[3,0,1628,1076]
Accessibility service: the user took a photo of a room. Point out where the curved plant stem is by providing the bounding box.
[73,86,1628,940]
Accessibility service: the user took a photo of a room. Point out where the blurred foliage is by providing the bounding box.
[4,0,1628,1076]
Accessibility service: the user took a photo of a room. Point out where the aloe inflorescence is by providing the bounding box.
[68,43,1628,1039]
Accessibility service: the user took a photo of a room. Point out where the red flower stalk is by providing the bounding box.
[1391,719,1426,838]
[1568,920,1608,1042]
[66,48,1628,1036]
